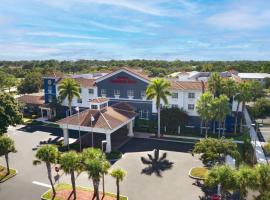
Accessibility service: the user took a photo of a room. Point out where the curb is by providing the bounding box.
[188,167,207,180]
[0,168,18,183]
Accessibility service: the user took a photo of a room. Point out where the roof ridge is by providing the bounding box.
[99,111,112,130]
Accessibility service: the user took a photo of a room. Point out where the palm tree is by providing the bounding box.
[82,148,110,200]
[0,136,16,175]
[221,79,237,99]
[110,168,126,200]
[234,82,252,133]
[205,165,237,199]
[212,95,230,137]
[33,145,59,196]
[196,92,214,137]
[58,78,80,116]
[208,72,222,97]
[146,78,171,138]
[59,151,82,199]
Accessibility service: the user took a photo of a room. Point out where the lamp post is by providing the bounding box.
[101,140,107,198]
[75,106,82,152]
[90,114,95,147]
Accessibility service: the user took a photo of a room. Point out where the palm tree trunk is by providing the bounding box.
[218,121,221,138]
[69,104,72,116]
[200,120,203,135]
[116,179,120,200]
[205,120,208,138]
[223,119,226,136]
[234,102,240,134]
[213,120,216,134]
[71,170,76,199]
[4,154,10,175]
[93,179,100,200]
[157,106,161,138]
[46,162,56,196]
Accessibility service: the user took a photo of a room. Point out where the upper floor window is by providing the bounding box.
[79,88,82,93]
[188,92,195,98]
[139,110,149,120]
[88,88,94,94]
[172,92,178,99]
[101,89,106,97]
[114,89,120,96]
[127,90,134,97]
[48,86,52,93]
[91,105,98,109]
[188,104,194,110]
[77,98,82,103]
[141,90,146,98]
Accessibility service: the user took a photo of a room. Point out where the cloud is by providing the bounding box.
[26,31,106,40]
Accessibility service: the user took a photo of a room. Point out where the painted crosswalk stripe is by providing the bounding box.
[32,181,51,188]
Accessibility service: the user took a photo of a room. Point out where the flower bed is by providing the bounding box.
[0,165,17,183]
[41,184,128,200]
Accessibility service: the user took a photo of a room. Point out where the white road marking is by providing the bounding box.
[32,181,52,188]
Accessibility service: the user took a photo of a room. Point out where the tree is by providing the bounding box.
[220,78,237,99]
[58,78,80,116]
[211,95,230,137]
[82,148,110,200]
[192,138,240,165]
[33,145,59,196]
[3,75,18,92]
[251,98,270,119]
[207,72,223,97]
[59,151,82,199]
[146,78,171,138]
[110,168,126,200]
[0,136,16,174]
[196,92,214,137]
[17,71,42,94]
[249,80,265,101]
[205,165,237,199]
[0,93,22,136]
[254,164,270,198]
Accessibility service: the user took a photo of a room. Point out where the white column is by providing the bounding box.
[105,133,111,153]
[127,120,134,137]
[63,128,69,146]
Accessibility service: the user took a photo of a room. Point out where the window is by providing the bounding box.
[77,98,82,103]
[139,110,149,120]
[101,89,106,97]
[48,95,52,103]
[88,88,94,94]
[188,92,195,98]
[171,104,178,108]
[188,104,194,110]
[79,88,82,93]
[141,90,146,98]
[127,90,134,97]
[100,103,107,109]
[48,86,52,93]
[172,93,178,99]
[91,105,98,109]
[114,89,120,96]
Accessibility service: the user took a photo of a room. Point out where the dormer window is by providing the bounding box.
[114,89,120,98]
[89,97,108,110]
[127,90,134,99]
[101,89,106,97]
[91,105,98,109]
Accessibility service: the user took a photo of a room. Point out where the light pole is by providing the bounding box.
[75,106,82,152]
[251,123,257,165]
[101,140,107,198]
[90,114,95,147]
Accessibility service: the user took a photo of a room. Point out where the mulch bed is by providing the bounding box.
[55,189,116,200]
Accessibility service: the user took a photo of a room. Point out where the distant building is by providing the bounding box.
[238,73,270,84]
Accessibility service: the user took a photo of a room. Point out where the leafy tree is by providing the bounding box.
[211,95,230,137]
[251,98,270,119]
[208,72,223,97]
[3,75,18,92]
[110,168,126,200]
[82,148,110,200]
[254,164,270,198]
[196,92,214,137]
[146,78,171,138]
[249,80,265,101]
[17,71,42,94]
[205,165,237,199]
[220,78,237,99]
[58,78,80,115]
[0,136,16,174]
[160,107,188,134]
[0,93,22,135]
[59,151,82,199]
[33,145,59,196]
[192,138,240,165]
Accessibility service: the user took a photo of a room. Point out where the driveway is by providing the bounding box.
[0,126,205,200]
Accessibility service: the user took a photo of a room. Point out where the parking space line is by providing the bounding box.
[32,181,51,188]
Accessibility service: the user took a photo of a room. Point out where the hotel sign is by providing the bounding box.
[110,76,136,84]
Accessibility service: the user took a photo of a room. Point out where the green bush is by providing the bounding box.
[106,151,122,160]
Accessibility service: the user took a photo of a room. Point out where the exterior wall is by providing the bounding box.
[44,78,57,103]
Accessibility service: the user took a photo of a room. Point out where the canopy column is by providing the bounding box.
[105,133,111,153]
[63,128,69,146]
[127,120,134,137]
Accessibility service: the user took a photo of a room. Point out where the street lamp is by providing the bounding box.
[75,106,82,152]
[101,140,107,198]
[90,114,95,147]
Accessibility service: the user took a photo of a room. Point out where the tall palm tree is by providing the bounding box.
[196,92,214,137]
[221,79,237,99]
[0,136,16,175]
[146,78,171,138]
[82,148,110,200]
[59,151,82,199]
[208,72,223,97]
[58,78,80,116]
[33,145,59,196]
[110,168,126,200]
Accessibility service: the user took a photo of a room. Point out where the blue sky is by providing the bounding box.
[0,0,270,60]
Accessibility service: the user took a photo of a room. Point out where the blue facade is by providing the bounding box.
[44,78,57,104]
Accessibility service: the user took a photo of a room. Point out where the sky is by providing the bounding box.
[0,0,270,61]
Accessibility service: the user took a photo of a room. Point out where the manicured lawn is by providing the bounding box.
[42,184,128,200]
[189,167,208,180]
[0,165,17,183]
